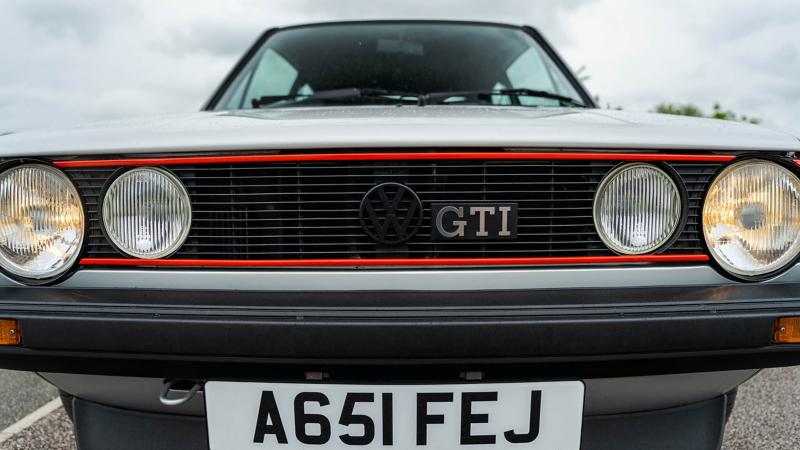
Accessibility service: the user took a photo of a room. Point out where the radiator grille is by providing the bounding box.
[64,157,721,261]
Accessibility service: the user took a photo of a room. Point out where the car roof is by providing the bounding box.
[274,19,530,32]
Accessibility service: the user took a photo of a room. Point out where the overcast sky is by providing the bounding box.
[1,0,798,134]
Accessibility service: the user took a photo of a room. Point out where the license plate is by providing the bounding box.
[430,203,518,240]
[205,381,583,449]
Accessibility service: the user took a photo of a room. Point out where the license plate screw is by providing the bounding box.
[305,371,329,380]
[461,371,484,380]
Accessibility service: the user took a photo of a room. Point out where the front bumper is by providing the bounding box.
[1,281,800,379]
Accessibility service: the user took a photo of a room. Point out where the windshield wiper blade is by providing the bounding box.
[252,95,298,107]
[423,89,586,107]
[252,88,423,107]
[499,88,586,107]
[252,88,581,108]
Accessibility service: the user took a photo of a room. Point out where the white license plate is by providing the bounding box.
[206,381,584,449]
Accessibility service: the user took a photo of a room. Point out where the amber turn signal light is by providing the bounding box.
[0,319,20,345]
[774,317,800,343]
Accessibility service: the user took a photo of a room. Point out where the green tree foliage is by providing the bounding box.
[653,103,760,124]
[574,66,759,124]
[652,103,703,117]
[594,95,622,111]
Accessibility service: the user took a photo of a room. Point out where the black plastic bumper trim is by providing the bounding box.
[73,397,208,450]
[1,283,800,378]
[581,395,726,450]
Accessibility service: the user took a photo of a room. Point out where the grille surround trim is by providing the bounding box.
[54,151,735,168]
[80,254,709,267]
[61,151,726,267]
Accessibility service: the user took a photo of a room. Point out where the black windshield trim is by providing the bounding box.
[201,27,279,111]
[521,26,597,108]
[203,20,598,111]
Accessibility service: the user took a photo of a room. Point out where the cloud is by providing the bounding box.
[559,0,800,131]
[156,0,593,57]
[0,0,798,135]
[0,0,595,133]
[161,22,265,58]
[13,0,141,44]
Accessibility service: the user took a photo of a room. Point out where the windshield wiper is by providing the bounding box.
[252,88,424,108]
[252,87,584,108]
[423,88,586,107]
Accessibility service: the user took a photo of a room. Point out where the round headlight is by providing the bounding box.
[0,164,84,279]
[593,163,683,255]
[102,167,191,259]
[703,159,800,277]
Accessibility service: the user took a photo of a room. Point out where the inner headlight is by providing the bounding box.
[0,164,84,279]
[703,159,800,277]
[102,167,191,259]
[593,163,683,255]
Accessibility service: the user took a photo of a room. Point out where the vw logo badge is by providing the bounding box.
[359,182,423,245]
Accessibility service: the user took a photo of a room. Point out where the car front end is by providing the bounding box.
[2,20,800,450]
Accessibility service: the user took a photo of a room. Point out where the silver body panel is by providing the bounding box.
[0,265,738,290]
[3,264,800,291]
[1,107,798,158]
[41,369,757,417]
[1,104,796,291]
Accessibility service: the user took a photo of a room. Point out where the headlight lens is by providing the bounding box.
[0,164,84,279]
[102,167,191,259]
[593,163,682,254]
[703,160,800,277]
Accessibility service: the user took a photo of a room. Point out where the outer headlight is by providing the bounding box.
[0,164,84,279]
[102,167,191,259]
[703,159,800,277]
[593,163,683,255]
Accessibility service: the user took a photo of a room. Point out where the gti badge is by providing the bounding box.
[359,183,423,245]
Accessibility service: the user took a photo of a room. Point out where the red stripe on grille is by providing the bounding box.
[54,152,736,168]
[80,254,709,267]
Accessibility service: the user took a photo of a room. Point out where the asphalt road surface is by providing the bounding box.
[1,367,799,449]
[0,371,57,431]
[722,366,800,449]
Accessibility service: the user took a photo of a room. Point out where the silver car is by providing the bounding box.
[1,20,800,450]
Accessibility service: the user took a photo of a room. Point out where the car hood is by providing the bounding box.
[1,106,798,158]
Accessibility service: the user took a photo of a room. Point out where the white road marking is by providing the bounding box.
[0,397,62,442]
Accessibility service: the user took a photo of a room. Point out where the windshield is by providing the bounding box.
[213,23,585,110]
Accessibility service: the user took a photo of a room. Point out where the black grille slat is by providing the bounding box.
[66,157,721,262]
